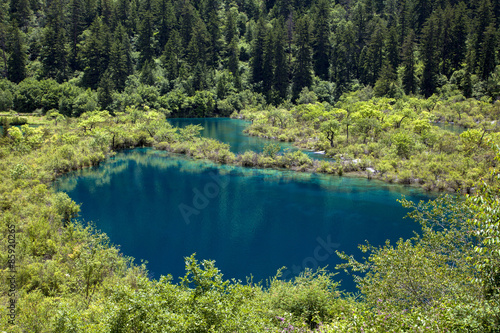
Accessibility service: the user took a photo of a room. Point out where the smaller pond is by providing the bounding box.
[433,122,466,134]
[168,118,330,160]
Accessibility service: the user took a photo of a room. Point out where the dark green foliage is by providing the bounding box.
[40,0,68,82]
[292,15,313,101]
[80,17,111,89]
[6,22,26,83]
[0,0,498,116]
[420,13,439,97]
[108,24,133,92]
[312,0,330,80]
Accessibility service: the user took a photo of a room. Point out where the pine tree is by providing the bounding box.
[109,23,133,91]
[363,23,385,85]
[471,0,495,73]
[155,0,176,55]
[401,29,416,95]
[187,19,210,67]
[386,26,399,72]
[312,0,330,80]
[137,10,155,68]
[450,2,468,74]
[420,14,439,97]
[227,38,240,89]
[81,17,112,88]
[162,30,183,81]
[250,17,267,90]
[7,22,26,83]
[9,0,31,28]
[69,0,85,70]
[292,15,313,100]
[262,26,274,101]
[478,23,497,80]
[205,0,222,69]
[439,6,454,78]
[40,0,68,82]
[272,20,289,104]
[97,70,114,110]
[179,0,198,49]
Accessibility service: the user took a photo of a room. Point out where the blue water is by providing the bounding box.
[55,148,432,292]
[434,122,466,134]
[168,118,330,160]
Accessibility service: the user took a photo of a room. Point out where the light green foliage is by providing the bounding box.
[237,92,500,192]
[263,142,281,157]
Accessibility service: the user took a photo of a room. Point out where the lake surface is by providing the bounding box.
[168,118,330,160]
[56,148,433,292]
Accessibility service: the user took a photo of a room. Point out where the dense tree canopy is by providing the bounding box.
[0,0,499,114]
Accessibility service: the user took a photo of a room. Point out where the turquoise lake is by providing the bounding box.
[55,118,434,292]
[167,118,330,160]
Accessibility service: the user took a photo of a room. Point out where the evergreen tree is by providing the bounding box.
[386,26,399,72]
[401,29,416,95]
[69,0,85,70]
[179,0,198,49]
[262,26,274,101]
[140,60,155,85]
[364,23,385,85]
[373,61,396,97]
[413,0,433,34]
[478,23,497,80]
[227,38,240,89]
[162,30,183,81]
[7,22,27,83]
[250,17,267,90]
[439,6,454,78]
[420,14,439,97]
[109,23,133,91]
[450,2,468,74]
[471,0,495,73]
[292,15,313,100]
[81,17,112,88]
[40,0,68,82]
[187,19,210,67]
[9,0,31,28]
[331,21,358,95]
[312,0,330,80]
[272,20,289,104]
[0,8,7,78]
[137,10,155,68]
[114,0,131,32]
[155,0,176,55]
[205,2,222,68]
[97,70,114,109]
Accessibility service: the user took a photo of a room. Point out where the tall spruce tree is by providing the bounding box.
[7,21,26,83]
[109,23,133,91]
[81,17,112,88]
[401,29,416,95]
[272,20,289,104]
[478,23,497,80]
[250,17,267,90]
[40,0,68,82]
[162,29,183,81]
[137,10,155,68]
[420,14,439,97]
[312,0,330,80]
[292,15,313,100]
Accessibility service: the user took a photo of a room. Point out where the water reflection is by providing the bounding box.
[56,148,433,292]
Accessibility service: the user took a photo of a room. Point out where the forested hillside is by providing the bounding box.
[1,0,499,116]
